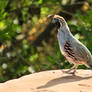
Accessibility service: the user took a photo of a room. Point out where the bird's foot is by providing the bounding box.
[62,69,76,75]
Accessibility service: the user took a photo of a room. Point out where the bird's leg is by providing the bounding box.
[62,64,78,75]
[69,66,77,75]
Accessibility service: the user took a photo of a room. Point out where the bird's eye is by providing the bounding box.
[55,21,60,28]
[52,18,61,28]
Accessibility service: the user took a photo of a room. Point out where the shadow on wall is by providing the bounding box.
[37,74,92,89]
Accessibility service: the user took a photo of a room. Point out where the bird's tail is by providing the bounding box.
[88,60,92,69]
[89,65,92,69]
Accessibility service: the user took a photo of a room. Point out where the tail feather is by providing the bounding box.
[88,60,92,69]
[89,65,92,69]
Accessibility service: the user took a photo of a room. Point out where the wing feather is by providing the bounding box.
[72,40,90,62]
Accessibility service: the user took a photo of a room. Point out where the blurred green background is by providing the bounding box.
[0,0,92,82]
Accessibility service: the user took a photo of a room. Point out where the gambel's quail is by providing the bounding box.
[48,15,92,74]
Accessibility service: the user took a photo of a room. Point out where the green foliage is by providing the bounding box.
[0,0,8,9]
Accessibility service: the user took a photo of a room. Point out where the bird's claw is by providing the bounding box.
[62,70,76,75]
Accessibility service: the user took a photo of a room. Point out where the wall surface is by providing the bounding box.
[0,70,92,92]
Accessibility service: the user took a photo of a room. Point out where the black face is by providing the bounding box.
[55,21,60,28]
[52,18,61,28]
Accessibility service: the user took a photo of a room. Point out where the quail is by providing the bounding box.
[48,15,92,74]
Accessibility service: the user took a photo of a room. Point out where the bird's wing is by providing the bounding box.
[72,40,90,62]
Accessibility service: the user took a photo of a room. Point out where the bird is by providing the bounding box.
[48,14,92,74]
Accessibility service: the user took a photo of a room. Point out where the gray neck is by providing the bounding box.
[57,21,74,48]
[58,23,73,38]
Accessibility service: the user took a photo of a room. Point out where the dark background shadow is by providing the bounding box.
[37,75,92,89]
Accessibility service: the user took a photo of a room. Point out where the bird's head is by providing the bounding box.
[48,15,66,29]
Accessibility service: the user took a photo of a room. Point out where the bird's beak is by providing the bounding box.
[47,14,54,19]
